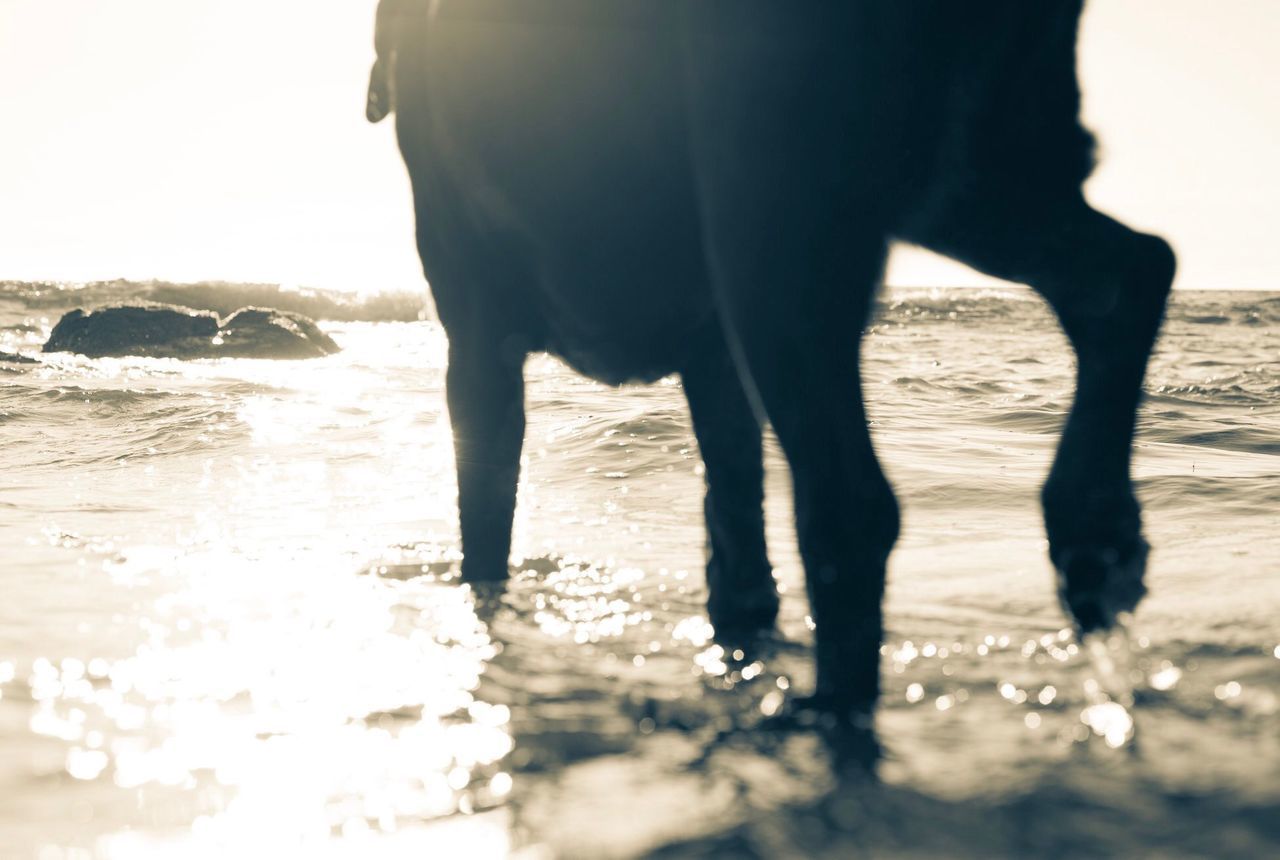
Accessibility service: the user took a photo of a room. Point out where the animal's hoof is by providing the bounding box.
[1054,537,1148,634]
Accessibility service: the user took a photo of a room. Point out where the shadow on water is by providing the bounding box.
[650,773,1280,859]
[386,567,1280,860]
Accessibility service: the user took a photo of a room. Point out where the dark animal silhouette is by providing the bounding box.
[367,0,1174,717]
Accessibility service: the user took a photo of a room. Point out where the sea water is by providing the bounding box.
[0,282,1277,857]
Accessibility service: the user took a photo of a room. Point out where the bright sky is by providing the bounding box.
[1,0,1277,293]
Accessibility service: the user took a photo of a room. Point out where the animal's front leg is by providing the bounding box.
[446,338,526,582]
[682,335,778,641]
[682,3,899,716]
[906,193,1174,633]
[712,242,897,718]
[1035,208,1175,633]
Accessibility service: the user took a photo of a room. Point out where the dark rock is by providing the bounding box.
[215,308,341,359]
[44,305,219,358]
[42,304,340,360]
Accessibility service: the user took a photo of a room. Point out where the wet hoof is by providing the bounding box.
[1054,537,1148,633]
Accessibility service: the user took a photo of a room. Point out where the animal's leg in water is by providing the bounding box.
[719,234,898,715]
[446,334,526,582]
[916,193,1174,632]
[682,4,900,715]
[691,216,897,713]
[682,333,778,640]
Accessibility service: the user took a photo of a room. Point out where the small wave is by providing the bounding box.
[876,287,1042,325]
[906,477,1033,510]
[888,375,950,393]
[599,413,691,442]
[1157,427,1280,457]
[1139,474,1280,511]
[977,408,1067,434]
[0,385,172,420]
[1147,383,1273,407]
[1165,291,1280,327]
[868,288,1280,330]
[27,386,180,409]
[1,279,427,322]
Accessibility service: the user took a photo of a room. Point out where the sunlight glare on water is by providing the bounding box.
[1080,621,1137,749]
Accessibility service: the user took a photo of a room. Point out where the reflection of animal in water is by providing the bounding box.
[367,0,1174,717]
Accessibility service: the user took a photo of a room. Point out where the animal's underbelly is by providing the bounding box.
[534,269,716,385]
[399,5,714,382]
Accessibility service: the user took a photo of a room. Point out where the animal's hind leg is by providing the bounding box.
[682,329,778,640]
[911,192,1175,632]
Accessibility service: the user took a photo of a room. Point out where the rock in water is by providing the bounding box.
[215,308,341,359]
[42,304,341,360]
[43,305,219,358]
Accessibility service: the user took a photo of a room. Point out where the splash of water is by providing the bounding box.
[1079,615,1137,748]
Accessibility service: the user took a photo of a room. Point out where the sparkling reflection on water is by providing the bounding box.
[0,290,1278,857]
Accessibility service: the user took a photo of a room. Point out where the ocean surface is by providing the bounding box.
[0,281,1277,858]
